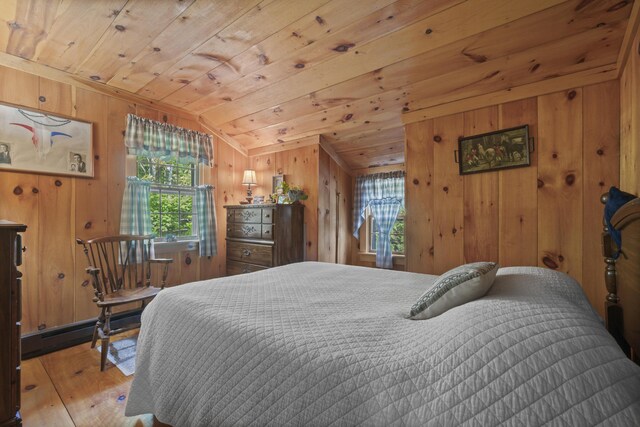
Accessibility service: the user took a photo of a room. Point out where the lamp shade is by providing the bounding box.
[242,169,257,185]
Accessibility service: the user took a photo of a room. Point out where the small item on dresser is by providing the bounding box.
[252,195,265,204]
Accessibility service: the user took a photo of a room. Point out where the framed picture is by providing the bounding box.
[272,174,285,194]
[0,102,93,177]
[457,125,531,175]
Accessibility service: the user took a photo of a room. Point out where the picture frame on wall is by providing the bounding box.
[272,174,285,193]
[456,125,531,175]
[0,102,94,178]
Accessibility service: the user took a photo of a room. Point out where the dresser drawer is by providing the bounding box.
[228,223,262,239]
[262,224,273,240]
[227,241,273,267]
[234,208,262,223]
[226,260,268,276]
[262,208,274,223]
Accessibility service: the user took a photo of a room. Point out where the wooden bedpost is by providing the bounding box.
[600,193,629,357]
[601,193,619,304]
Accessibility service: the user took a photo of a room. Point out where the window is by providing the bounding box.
[368,208,405,254]
[136,156,198,240]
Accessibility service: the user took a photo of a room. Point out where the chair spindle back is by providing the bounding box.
[77,235,154,300]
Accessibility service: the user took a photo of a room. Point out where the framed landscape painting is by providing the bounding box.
[457,125,531,175]
[0,102,93,177]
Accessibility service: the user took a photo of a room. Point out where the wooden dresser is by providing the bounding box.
[224,204,304,275]
[0,221,26,427]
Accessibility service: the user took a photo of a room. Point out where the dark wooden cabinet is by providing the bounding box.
[0,221,26,427]
[224,204,304,275]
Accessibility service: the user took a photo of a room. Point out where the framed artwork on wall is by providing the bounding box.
[0,102,93,178]
[456,125,531,175]
[272,174,285,194]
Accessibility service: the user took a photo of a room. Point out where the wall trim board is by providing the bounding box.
[21,309,142,360]
[247,135,319,157]
[319,136,353,176]
[617,0,640,77]
[199,116,249,156]
[401,63,618,124]
[0,51,197,120]
[352,164,405,176]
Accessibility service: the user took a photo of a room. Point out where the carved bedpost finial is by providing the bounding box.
[601,192,609,230]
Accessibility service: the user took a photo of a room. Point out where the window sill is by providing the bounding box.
[154,240,199,254]
[358,252,405,266]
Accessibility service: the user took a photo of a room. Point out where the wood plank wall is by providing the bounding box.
[405,81,620,317]
[620,29,640,195]
[0,66,247,334]
[249,143,352,263]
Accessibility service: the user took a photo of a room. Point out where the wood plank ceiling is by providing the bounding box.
[0,0,633,170]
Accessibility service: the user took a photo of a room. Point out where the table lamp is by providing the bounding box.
[242,169,257,204]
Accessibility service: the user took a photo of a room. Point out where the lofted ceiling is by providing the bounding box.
[0,0,634,170]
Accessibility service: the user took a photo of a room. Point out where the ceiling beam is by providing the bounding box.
[319,136,354,176]
[247,135,319,157]
[402,63,617,124]
[198,116,249,157]
[0,51,197,120]
[616,0,640,77]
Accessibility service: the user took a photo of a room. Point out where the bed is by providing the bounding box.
[125,262,640,426]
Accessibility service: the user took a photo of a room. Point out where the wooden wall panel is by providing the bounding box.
[537,89,583,282]
[318,148,333,262]
[37,176,75,330]
[405,81,619,313]
[498,98,538,266]
[620,29,640,195]
[463,106,499,263]
[405,120,434,273]
[432,113,465,273]
[275,145,319,261]
[0,65,245,333]
[583,81,620,317]
[336,164,353,265]
[74,89,108,321]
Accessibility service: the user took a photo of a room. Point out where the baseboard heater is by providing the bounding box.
[21,309,142,360]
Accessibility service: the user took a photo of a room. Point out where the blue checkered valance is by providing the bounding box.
[124,114,213,166]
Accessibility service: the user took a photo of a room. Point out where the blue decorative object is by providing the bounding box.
[605,186,636,259]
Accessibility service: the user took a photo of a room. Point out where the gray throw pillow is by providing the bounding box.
[409,262,499,320]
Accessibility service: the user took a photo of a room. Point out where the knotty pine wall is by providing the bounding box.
[405,80,620,317]
[0,66,248,334]
[620,29,640,196]
[249,143,352,263]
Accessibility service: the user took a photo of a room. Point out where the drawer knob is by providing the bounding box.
[242,249,252,257]
[265,214,270,218]
[264,230,270,234]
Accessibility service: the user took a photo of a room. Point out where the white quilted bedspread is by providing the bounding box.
[125,262,640,426]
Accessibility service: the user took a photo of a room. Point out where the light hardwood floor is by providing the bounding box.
[21,331,153,427]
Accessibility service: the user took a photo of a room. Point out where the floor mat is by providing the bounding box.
[96,335,138,376]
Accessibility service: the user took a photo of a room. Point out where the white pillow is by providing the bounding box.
[409,262,499,320]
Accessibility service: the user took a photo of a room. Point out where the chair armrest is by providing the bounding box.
[150,258,174,264]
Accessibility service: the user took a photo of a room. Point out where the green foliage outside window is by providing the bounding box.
[370,208,405,254]
[137,157,197,238]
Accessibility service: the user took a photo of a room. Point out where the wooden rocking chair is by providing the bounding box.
[76,235,172,371]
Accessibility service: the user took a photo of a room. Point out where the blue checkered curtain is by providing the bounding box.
[369,200,402,269]
[120,177,152,235]
[124,114,213,165]
[352,171,404,268]
[195,185,218,257]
